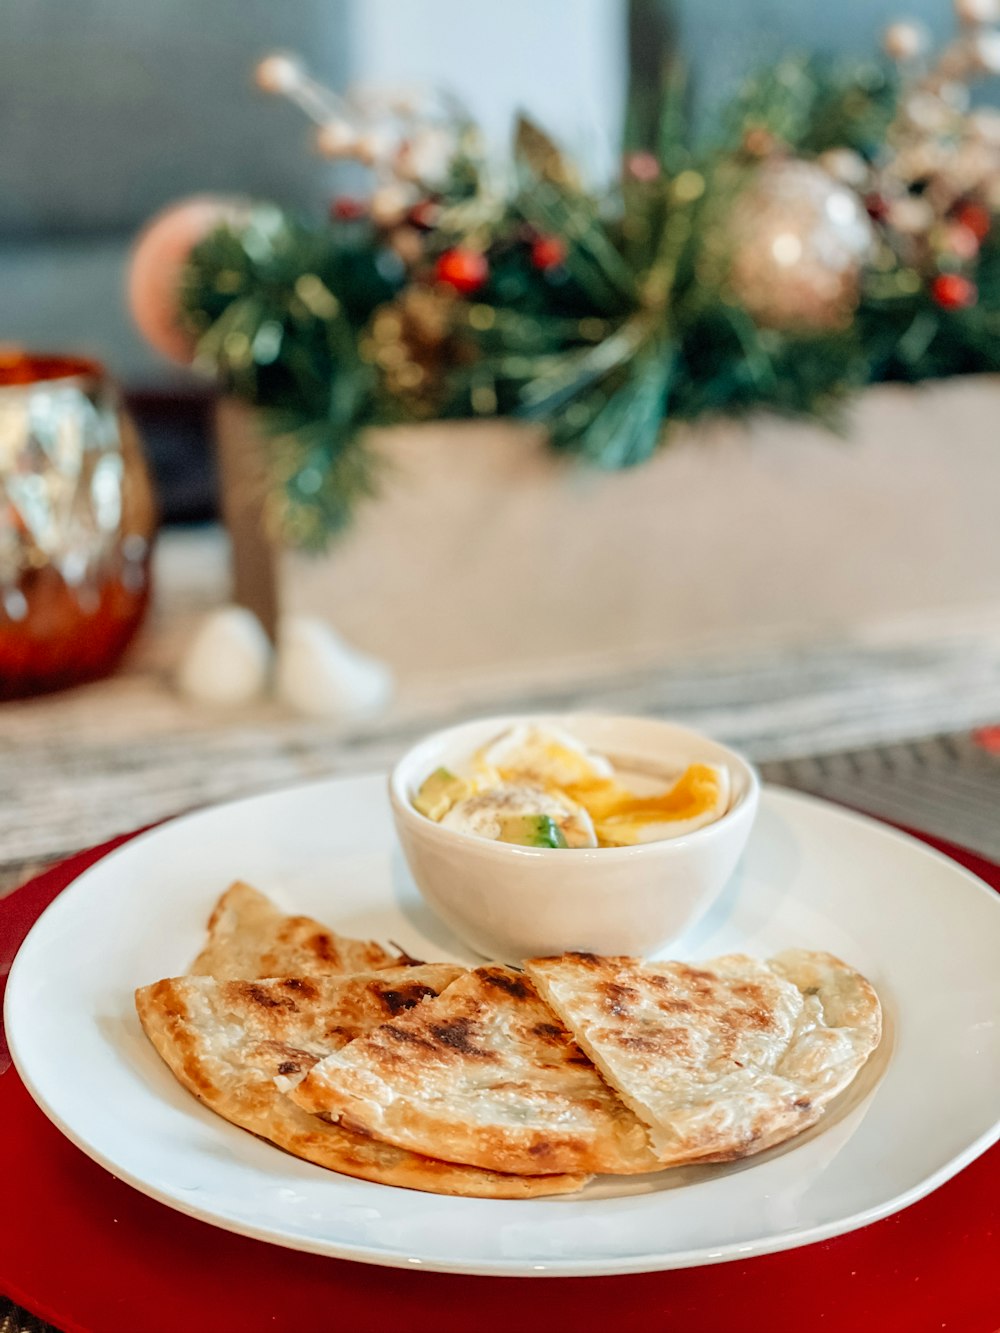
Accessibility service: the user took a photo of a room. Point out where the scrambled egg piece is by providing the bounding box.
[413,725,731,848]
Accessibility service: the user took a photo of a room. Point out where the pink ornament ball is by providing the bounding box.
[128,196,248,364]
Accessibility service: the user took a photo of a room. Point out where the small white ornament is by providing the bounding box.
[937,79,971,113]
[354,130,391,167]
[971,27,1000,71]
[274,617,394,721]
[956,0,1000,24]
[817,147,870,188]
[177,606,272,707]
[369,183,412,226]
[255,54,305,96]
[315,121,358,158]
[882,21,930,60]
[967,107,1000,142]
[394,128,454,185]
[903,91,954,133]
[887,195,935,234]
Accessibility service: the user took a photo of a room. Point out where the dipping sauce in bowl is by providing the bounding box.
[413,723,732,849]
[390,715,759,963]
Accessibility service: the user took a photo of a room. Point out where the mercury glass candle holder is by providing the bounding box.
[0,352,156,699]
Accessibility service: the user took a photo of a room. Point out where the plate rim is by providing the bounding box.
[6,776,1000,1277]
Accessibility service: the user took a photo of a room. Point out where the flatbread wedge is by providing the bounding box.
[135,968,589,1198]
[188,881,407,979]
[290,965,661,1176]
[525,949,882,1166]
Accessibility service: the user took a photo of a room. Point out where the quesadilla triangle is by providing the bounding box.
[290,965,662,1176]
[189,881,409,980]
[525,948,882,1166]
[135,968,589,1198]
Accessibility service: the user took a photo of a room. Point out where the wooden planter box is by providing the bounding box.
[217,377,1000,691]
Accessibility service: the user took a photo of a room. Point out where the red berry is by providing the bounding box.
[434,247,489,295]
[953,200,991,243]
[865,192,890,222]
[530,234,567,271]
[625,151,660,182]
[930,273,978,309]
[407,199,441,231]
[330,196,367,221]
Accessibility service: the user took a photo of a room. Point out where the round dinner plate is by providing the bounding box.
[6,777,1000,1277]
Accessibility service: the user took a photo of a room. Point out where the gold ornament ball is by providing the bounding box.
[255,54,304,95]
[727,159,874,331]
[315,121,357,159]
[955,0,1000,23]
[882,21,930,60]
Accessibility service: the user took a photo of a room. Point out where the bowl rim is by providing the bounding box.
[388,712,760,863]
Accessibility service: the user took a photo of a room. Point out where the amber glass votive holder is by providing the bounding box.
[0,351,157,700]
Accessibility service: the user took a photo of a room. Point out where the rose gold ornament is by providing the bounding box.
[883,21,930,60]
[727,160,874,330]
[128,196,250,364]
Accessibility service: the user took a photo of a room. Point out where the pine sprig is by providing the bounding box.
[180,46,998,550]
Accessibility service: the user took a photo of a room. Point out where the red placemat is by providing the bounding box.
[1,828,999,1333]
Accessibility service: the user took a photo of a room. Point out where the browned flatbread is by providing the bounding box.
[525,949,882,1166]
[135,968,589,1198]
[188,881,404,979]
[290,965,661,1176]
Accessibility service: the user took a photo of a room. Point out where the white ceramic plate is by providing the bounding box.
[6,777,1000,1276]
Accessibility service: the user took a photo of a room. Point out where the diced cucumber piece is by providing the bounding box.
[413,767,467,820]
[497,814,569,848]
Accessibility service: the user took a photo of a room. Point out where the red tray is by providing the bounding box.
[2,827,999,1333]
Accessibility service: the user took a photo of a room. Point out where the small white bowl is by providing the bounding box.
[389,713,759,963]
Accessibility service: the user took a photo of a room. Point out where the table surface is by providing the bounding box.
[5,525,1000,897]
[4,525,1000,1331]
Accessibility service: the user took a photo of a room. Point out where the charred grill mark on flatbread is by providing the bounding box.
[244,983,300,1012]
[278,978,319,999]
[381,1023,438,1051]
[427,1017,498,1059]
[600,981,639,1016]
[303,929,338,963]
[290,966,661,1176]
[531,1021,566,1041]
[526,950,882,1168]
[251,1042,323,1080]
[479,967,532,999]
[608,1028,693,1058]
[135,968,588,1198]
[376,981,440,1016]
[322,1023,356,1043]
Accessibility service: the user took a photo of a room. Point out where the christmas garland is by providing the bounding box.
[181,12,1000,550]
